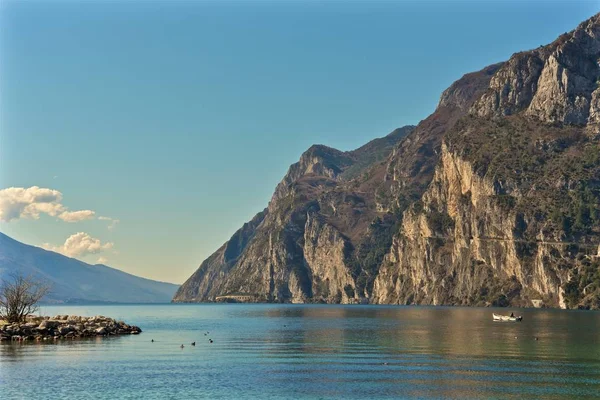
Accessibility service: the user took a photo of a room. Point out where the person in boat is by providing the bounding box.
[510,312,514,318]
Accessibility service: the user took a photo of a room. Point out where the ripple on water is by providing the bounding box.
[1,304,600,399]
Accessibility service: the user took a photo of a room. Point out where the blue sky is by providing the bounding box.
[0,0,597,283]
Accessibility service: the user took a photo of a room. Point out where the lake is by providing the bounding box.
[1,305,600,399]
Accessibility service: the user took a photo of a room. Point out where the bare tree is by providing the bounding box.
[0,272,51,323]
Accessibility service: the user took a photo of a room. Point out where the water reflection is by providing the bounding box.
[1,305,600,399]
[252,305,600,360]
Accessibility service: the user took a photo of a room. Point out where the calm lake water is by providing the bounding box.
[1,305,600,399]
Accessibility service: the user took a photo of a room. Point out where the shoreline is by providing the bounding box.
[0,315,142,342]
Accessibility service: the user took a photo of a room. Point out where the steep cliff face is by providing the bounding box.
[174,126,415,303]
[438,63,504,112]
[177,13,600,309]
[172,210,267,302]
[271,145,354,203]
[175,55,497,304]
[472,14,600,125]
[373,137,598,308]
[371,14,600,309]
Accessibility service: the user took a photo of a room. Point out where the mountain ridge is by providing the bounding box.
[173,125,416,303]
[175,13,600,309]
[0,232,179,303]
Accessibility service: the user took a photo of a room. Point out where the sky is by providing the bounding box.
[0,0,598,284]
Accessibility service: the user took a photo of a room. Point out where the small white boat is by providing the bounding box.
[493,313,522,322]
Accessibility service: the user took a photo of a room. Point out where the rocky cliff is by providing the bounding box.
[472,14,600,125]
[173,125,416,304]
[175,13,600,309]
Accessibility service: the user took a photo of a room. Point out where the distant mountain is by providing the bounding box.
[0,232,178,303]
[175,13,600,310]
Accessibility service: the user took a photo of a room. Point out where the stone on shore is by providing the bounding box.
[0,315,142,342]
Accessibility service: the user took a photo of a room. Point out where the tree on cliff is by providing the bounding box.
[0,272,50,323]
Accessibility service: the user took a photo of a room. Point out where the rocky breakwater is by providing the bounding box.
[0,315,142,342]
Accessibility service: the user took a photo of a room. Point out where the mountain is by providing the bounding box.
[175,13,600,309]
[0,232,178,303]
[173,126,416,303]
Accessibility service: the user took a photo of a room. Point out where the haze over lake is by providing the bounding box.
[1,305,599,399]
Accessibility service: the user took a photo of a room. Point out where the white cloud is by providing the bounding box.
[96,256,109,265]
[58,210,96,222]
[0,186,65,222]
[42,232,114,258]
[0,186,111,225]
[98,216,120,230]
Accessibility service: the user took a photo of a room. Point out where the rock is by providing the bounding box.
[0,315,141,340]
[45,320,59,329]
[173,13,600,310]
[438,63,504,111]
[471,14,600,125]
[58,326,72,335]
